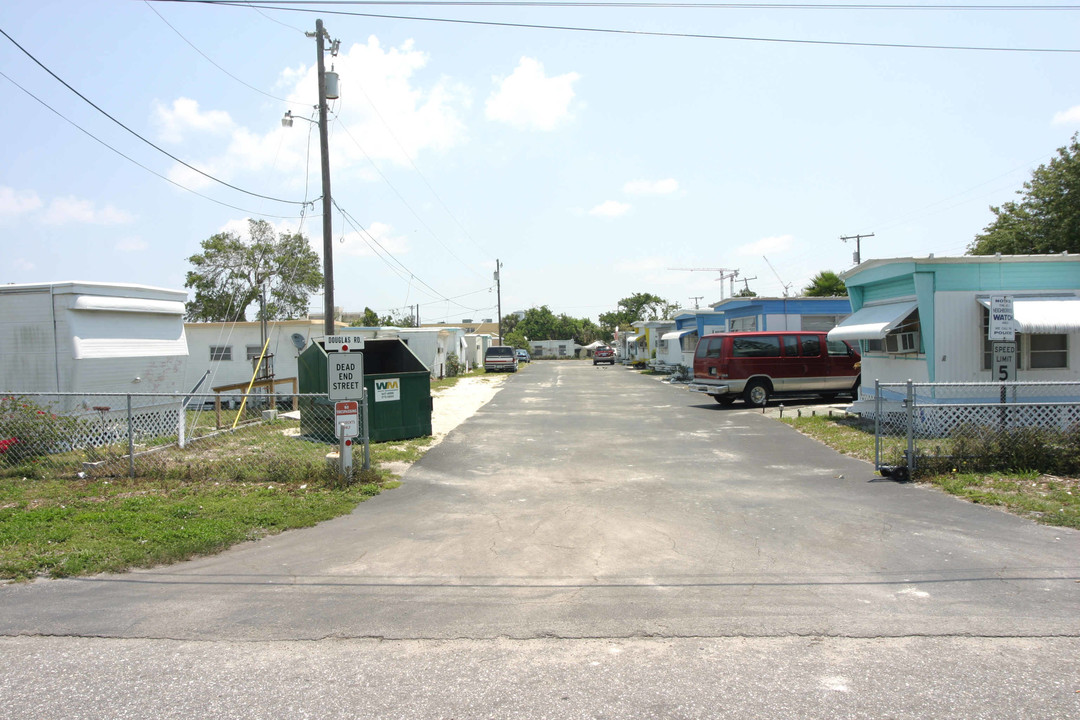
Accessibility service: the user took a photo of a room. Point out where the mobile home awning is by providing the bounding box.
[827,300,917,342]
[976,296,1080,334]
[626,334,644,343]
[660,328,698,342]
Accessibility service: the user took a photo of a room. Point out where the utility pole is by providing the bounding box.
[841,233,874,266]
[494,259,503,344]
[311,19,337,335]
[415,304,420,327]
[689,296,703,310]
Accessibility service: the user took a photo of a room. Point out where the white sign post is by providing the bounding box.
[326,349,369,475]
[335,400,359,474]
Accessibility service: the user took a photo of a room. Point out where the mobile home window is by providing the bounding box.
[245,345,264,360]
[801,315,842,332]
[729,316,758,332]
[210,346,232,362]
[980,307,1067,370]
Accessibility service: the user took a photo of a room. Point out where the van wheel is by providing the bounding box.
[714,396,736,406]
[743,380,770,407]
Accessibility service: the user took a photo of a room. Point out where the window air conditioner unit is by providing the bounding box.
[885,331,919,354]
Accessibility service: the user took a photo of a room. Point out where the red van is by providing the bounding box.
[687,331,860,407]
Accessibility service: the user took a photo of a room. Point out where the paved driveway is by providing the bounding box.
[2,361,1076,641]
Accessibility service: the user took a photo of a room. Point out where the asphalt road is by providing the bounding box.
[2,361,1078,718]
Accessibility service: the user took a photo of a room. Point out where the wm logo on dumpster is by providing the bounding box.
[374,378,401,402]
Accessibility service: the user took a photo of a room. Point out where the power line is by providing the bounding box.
[332,114,486,278]
[349,79,491,258]
[0,26,309,205]
[332,198,494,310]
[0,69,313,220]
[171,1,1080,53]
[144,0,307,105]
[172,1,1080,11]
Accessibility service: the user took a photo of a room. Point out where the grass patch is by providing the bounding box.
[430,367,489,393]
[0,425,433,582]
[781,414,1080,529]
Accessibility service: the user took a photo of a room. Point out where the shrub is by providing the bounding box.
[445,352,462,378]
[0,396,83,466]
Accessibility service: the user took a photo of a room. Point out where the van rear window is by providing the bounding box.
[732,337,780,357]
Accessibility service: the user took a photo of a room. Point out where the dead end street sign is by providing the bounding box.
[328,353,364,401]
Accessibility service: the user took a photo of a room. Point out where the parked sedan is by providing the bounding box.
[593,346,615,365]
[515,349,531,363]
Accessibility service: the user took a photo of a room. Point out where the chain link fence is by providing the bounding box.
[0,391,366,482]
[872,380,1080,480]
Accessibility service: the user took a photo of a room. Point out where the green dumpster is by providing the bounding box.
[298,337,433,442]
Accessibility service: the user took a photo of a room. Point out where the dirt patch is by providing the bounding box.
[430,375,508,444]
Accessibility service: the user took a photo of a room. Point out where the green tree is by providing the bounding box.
[359,307,381,326]
[969,133,1080,255]
[381,309,417,328]
[735,287,758,298]
[598,292,670,333]
[803,270,847,297]
[185,219,322,322]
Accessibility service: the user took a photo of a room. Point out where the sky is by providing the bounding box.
[2,1,1079,325]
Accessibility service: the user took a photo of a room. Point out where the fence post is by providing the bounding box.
[127,394,135,478]
[361,387,371,471]
[874,380,881,471]
[178,399,186,449]
[905,380,915,479]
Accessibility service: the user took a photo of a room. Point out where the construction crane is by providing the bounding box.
[762,256,793,297]
[668,267,740,301]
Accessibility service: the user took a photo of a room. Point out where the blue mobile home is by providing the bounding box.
[829,254,1080,405]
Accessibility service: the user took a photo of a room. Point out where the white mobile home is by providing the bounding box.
[0,282,188,434]
[183,318,331,394]
[464,334,492,370]
[0,281,188,397]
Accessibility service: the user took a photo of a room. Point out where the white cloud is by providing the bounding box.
[1052,105,1080,125]
[163,36,469,188]
[0,187,43,218]
[736,234,794,256]
[623,178,679,195]
[9,258,35,272]
[589,200,631,218]
[41,196,133,226]
[115,237,148,252]
[154,98,234,143]
[486,57,579,131]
